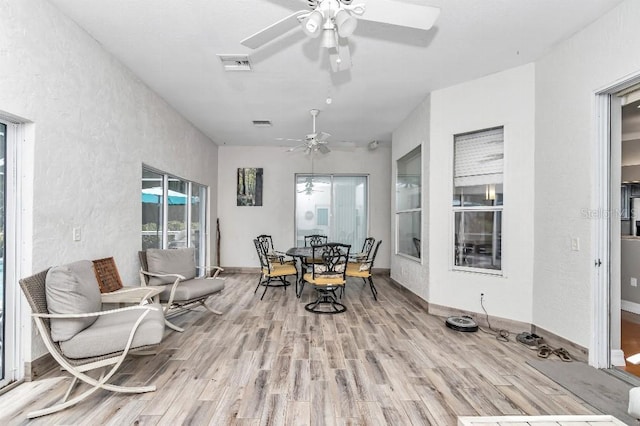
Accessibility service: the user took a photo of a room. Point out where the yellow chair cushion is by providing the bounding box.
[264,263,297,277]
[346,263,371,278]
[303,272,345,287]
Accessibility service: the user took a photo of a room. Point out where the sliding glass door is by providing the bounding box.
[141,166,208,270]
[295,174,368,250]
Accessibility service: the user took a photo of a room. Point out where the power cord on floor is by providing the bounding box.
[479,294,510,342]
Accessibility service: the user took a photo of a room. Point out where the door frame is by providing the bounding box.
[593,72,640,369]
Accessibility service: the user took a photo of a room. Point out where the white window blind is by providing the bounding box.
[454,127,504,187]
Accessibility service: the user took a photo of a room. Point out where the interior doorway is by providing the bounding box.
[618,88,640,378]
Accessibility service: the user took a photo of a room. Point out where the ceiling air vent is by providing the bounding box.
[217,54,251,71]
[252,120,272,127]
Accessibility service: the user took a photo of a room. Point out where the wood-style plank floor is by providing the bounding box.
[0,273,597,425]
[621,310,640,378]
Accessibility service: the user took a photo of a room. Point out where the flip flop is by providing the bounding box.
[537,344,553,358]
[553,347,572,362]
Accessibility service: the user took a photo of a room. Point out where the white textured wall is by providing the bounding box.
[217,146,391,268]
[429,64,536,322]
[1,0,218,360]
[534,0,640,347]
[390,97,430,300]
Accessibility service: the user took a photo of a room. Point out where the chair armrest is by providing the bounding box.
[202,266,224,279]
[139,269,186,280]
[33,304,159,319]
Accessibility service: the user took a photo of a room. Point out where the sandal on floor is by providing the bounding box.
[553,347,572,362]
[537,344,553,359]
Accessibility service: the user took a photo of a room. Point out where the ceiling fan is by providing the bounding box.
[241,0,440,72]
[285,109,332,154]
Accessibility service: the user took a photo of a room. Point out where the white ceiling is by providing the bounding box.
[46,0,624,149]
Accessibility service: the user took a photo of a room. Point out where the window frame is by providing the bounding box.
[294,174,369,249]
[141,165,208,271]
[451,127,504,275]
[395,146,422,260]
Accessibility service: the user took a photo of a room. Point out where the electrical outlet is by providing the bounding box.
[632,277,638,287]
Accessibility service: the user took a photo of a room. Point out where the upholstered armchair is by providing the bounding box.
[139,247,225,332]
[19,260,165,418]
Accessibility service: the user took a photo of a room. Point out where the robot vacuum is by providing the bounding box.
[445,315,479,332]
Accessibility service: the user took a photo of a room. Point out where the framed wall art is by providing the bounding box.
[237,167,263,206]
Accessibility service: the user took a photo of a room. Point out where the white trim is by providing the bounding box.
[0,117,32,388]
[611,349,626,367]
[592,93,611,369]
[622,299,640,315]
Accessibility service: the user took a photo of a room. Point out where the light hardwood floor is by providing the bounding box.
[0,273,597,425]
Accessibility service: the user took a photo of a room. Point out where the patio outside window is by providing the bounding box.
[142,166,208,271]
[452,127,504,272]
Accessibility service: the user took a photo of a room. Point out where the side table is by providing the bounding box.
[101,285,164,306]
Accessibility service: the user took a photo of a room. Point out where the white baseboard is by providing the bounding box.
[611,349,627,367]
[622,299,640,315]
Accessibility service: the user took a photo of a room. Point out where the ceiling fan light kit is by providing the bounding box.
[334,9,357,37]
[241,0,440,73]
[303,11,324,37]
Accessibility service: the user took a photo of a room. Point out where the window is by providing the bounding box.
[396,146,421,258]
[142,166,208,270]
[295,175,368,249]
[452,127,503,272]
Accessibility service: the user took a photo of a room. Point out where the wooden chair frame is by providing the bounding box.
[19,269,161,419]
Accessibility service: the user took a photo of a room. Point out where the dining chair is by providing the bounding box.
[346,240,382,300]
[304,234,328,247]
[253,238,298,300]
[299,234,329,295]
[302,242,350,314]
[413,237,421,257]
[256,234,295,265]
[349,237,375,262]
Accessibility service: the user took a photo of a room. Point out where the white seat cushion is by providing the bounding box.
[158,278,225,302]
[60,303,165,359]
[46,260,102,342]
[146,248,197,285]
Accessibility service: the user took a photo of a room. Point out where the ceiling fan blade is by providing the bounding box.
[241,10,309,49]
[287,143,308,152]
[318,144,331,154]
[329,39,351,72]
[316,131,331,142]
[358,0,440,31]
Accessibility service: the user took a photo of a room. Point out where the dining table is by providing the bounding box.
[285,246,313,297]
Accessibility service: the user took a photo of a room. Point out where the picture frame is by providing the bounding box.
[237,167,263,206]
